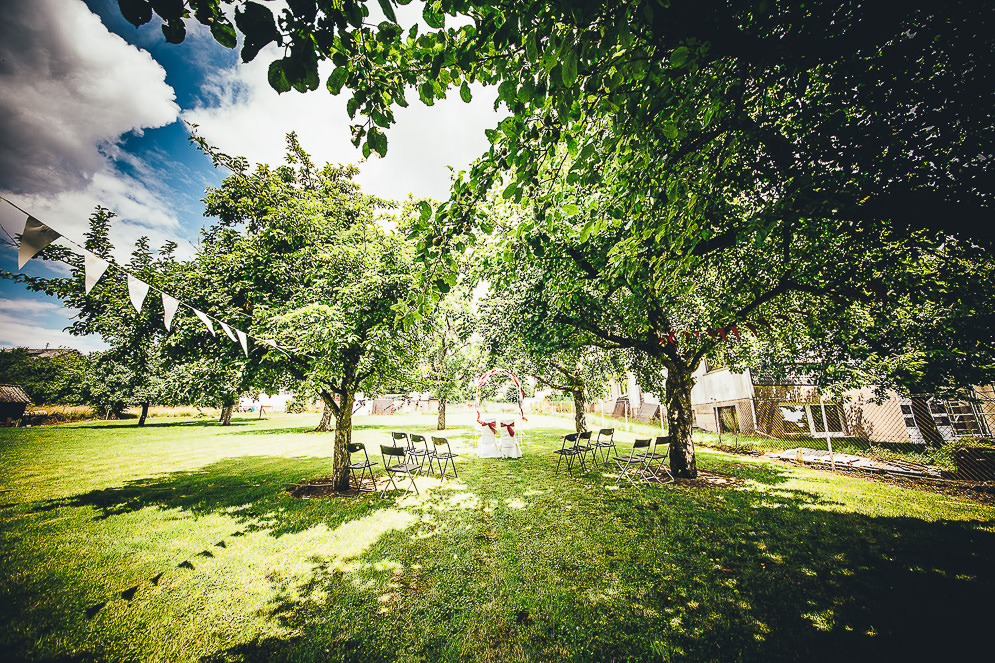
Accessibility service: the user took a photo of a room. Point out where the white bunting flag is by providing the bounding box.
[83,251,109,293]
[127,275,149,313]
[219,321,238,343]
[235,329,249,357]
[162,294,180,331]
[194,309,215,335]
[18,216,61,269]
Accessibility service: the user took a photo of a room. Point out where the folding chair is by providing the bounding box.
[642,436,675,484]
[591,428,617,464]
[430,436,460,480]
[407,433,433,472]
[613,438,653,488]
[576,430,597,466]
[380,445,421,499]
[553,433,586,475]
[346,442,378,492]
[391,431,410,448]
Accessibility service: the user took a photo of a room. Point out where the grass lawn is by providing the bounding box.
[1,413,992,662]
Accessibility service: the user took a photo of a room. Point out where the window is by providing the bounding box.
[778,402,848,437]
[716,406,739,433]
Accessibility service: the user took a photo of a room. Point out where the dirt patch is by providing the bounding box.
[286,476,382,499]
[657,469,745,488]
[772,460,995,506]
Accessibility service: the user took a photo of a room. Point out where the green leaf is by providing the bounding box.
[326,67,349,95]
[561,45,578,86]
[670,46,690,67]
[267,60,292,93]
[419,82,435,106]
[377,0,397,23]
[422,4,445,29]
[502,182,518,200]
[210,20,238,49]
[579,219,595,242]
[418,200,432,221]
[525,33,539,63]
[369,128,388,157]
[161,19,185,44]
[236,2,280,63]
[118,0,152,27]
[662,123,678,140]
[562,203,580,216]
[459,81,472,103]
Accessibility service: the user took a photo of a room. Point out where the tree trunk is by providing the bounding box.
[572,388,587,433]
[330,389,354,492]
[437,396,447,430]
[665,367,698,478]
[315,399,334,432]
[138,402,150,427]
[219,402,234,426]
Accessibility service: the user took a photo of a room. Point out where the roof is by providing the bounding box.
[0,384,31,403]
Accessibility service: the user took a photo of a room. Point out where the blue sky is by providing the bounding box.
[0,0,499,351]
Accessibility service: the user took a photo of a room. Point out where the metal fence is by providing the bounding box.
[690,388,995,483]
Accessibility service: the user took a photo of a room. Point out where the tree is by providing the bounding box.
[479,268,623,434]
[127,1,992,246]
[198,135,420,490]
[420,286,477,430]
[3,207,180,425]
[129,1,995,474]
[0,348,92,406]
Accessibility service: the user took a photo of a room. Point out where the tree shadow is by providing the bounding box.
[73,419,255,430]
[31,456,393,538]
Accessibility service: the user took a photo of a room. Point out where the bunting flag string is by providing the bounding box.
[127,275,149,314]
[18,216,61,268]
[660,319,765,346]
[162,294,179,331]
[1,195,289,356]
[194,309,216,336]
[83,251,109,294]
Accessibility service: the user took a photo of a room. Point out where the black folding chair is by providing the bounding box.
[430,436,459,480]
[346,442,378,492]
[576,430,596,466]
[554,432,586,475]
[391,431,410,448]
[591,428,617,464]
[642,436,675,484]
[613,438,653,488]
[407,433,433,472]
[380,444,421,499]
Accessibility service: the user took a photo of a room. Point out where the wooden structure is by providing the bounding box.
[0,384,31,426]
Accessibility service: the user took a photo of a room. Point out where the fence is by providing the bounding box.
[690,387,995,482]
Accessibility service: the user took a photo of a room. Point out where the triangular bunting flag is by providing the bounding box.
[18,216,61,269]
[235,329,249,357]
[127,275,149,313]
[730,324,741,340]
[219,321,238,343]
[83,251,109,293]
[194,309,215,335]
[162,294,180,331]
[744,322,759,336]
[717,327,728,341]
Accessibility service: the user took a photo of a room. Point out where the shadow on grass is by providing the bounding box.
[72,419,255,430]
[33,456,394,537]
[197,478,995,662]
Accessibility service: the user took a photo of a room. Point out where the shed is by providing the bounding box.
[0,384,31,425]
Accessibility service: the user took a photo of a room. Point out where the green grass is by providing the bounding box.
[1,413,993,662]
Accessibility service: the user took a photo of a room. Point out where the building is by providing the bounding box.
[690,361,994,445]
[0,384,31,425]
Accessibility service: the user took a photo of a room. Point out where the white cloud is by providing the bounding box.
[0,0,178,194]
[0,318,107,353]
[0,0,190,262]
[0,297,106,352]
[184,45,504,203]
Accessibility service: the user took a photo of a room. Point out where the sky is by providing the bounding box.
[0,0,501,352]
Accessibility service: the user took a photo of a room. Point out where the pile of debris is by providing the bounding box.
[768,447,943,479]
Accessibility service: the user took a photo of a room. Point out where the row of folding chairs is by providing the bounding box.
[554,428,674,487]
[346,432,460,500]
[554,428,619,475]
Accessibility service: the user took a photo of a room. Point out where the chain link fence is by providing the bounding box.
[689,385,995,483]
